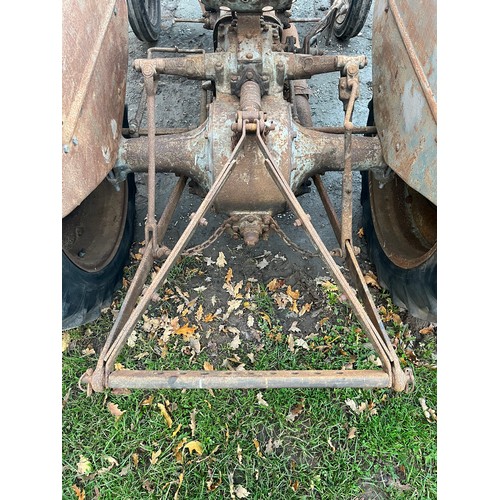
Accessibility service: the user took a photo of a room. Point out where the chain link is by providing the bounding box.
[181,218,233,256]
[270,217,319,259]
[270,217,343,259]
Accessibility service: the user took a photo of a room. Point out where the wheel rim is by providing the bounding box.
[62,178,129,273]
[333,0,351,28]
[369,172,436,269]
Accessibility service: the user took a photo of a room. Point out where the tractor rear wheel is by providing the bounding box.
[333,0,372,40]
[62,174,136,330]
[361,171,437,322]
[127,0,161,42]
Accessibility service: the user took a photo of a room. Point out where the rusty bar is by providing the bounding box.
[255,127,395,377]
[100,127,248,376]
[170,17,205,23]
[311,126,377,135]
[289,18,322,23]
[340,128,353,252]
[107,369,390,390]
[314,174,398,365]
[145,71,158,249]
[123,127,193,136]
[313,175,341,243]
[89,177,187,392]
[388,0,437,123]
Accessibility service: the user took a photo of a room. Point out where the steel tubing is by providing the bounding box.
[107,369,391,390]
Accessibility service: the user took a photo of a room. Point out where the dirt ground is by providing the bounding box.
[123,0,429,336]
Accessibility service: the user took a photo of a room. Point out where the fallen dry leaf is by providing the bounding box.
[185,440,203,456]
[227,299,242,315]
[291,480,299,492]
[203,361,214,371]
[174,323,198,339]
[299,303,311,316]
[207,477,222,492]
[62,332,71,352]
[286,285,300,300]
[235,485,250,498]
[174,472,184,500]
[364,271,381,289]
[253,438,263,457]
[172,424,182,438]
[174,438,187,464]
[286,402,304,422]
[419,398,437,423]
[247,314,255,327]
[294,338,309,351]
[225,267,233,283]
[141,395,154,406]
[228,334,241,350]
[132,453,139,467]
[216,252,227,268]
[97,456,118,476]
[357,227,364,238]
[287,333,295,353]
[190,409,197,437]
[77,455,92,476]
[257,392,269,407]
[348,427,357,439]
[107,402,125,421]
[158,403,173,429]
[419,325,435,335]
[195,304,204,322]
[150,449,161,465]
[237,443,243,464]
[72,485,85,500]
[256,258,269,269]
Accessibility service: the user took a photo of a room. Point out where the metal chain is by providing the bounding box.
[270,217,319,258]
[181,218,233,256]
[270,217,343,259]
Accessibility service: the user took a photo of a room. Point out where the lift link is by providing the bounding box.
[81,24,413,394]
[83,116,412,394]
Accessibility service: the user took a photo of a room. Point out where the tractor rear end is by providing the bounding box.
[62,0,436,394]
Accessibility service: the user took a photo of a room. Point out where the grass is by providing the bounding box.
[62,256,437,499]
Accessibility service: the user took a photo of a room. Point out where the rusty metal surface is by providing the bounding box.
[62,0,129,218]
[107,369,391,389]
[200,0,292,12]
[372,0,437,205]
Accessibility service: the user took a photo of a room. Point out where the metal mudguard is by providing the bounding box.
[372,0,437,205]
[62,0,129,218]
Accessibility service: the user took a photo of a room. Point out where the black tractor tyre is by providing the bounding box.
[361,101,437,322]
[127,0,161,43]
[333,0,372,40]
[361,174,437,322]
[62,174,136,330]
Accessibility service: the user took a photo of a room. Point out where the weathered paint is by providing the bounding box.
[372,0,437,205]
[62,0,128,217]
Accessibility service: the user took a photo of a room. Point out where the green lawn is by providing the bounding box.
[62,257,437,499]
